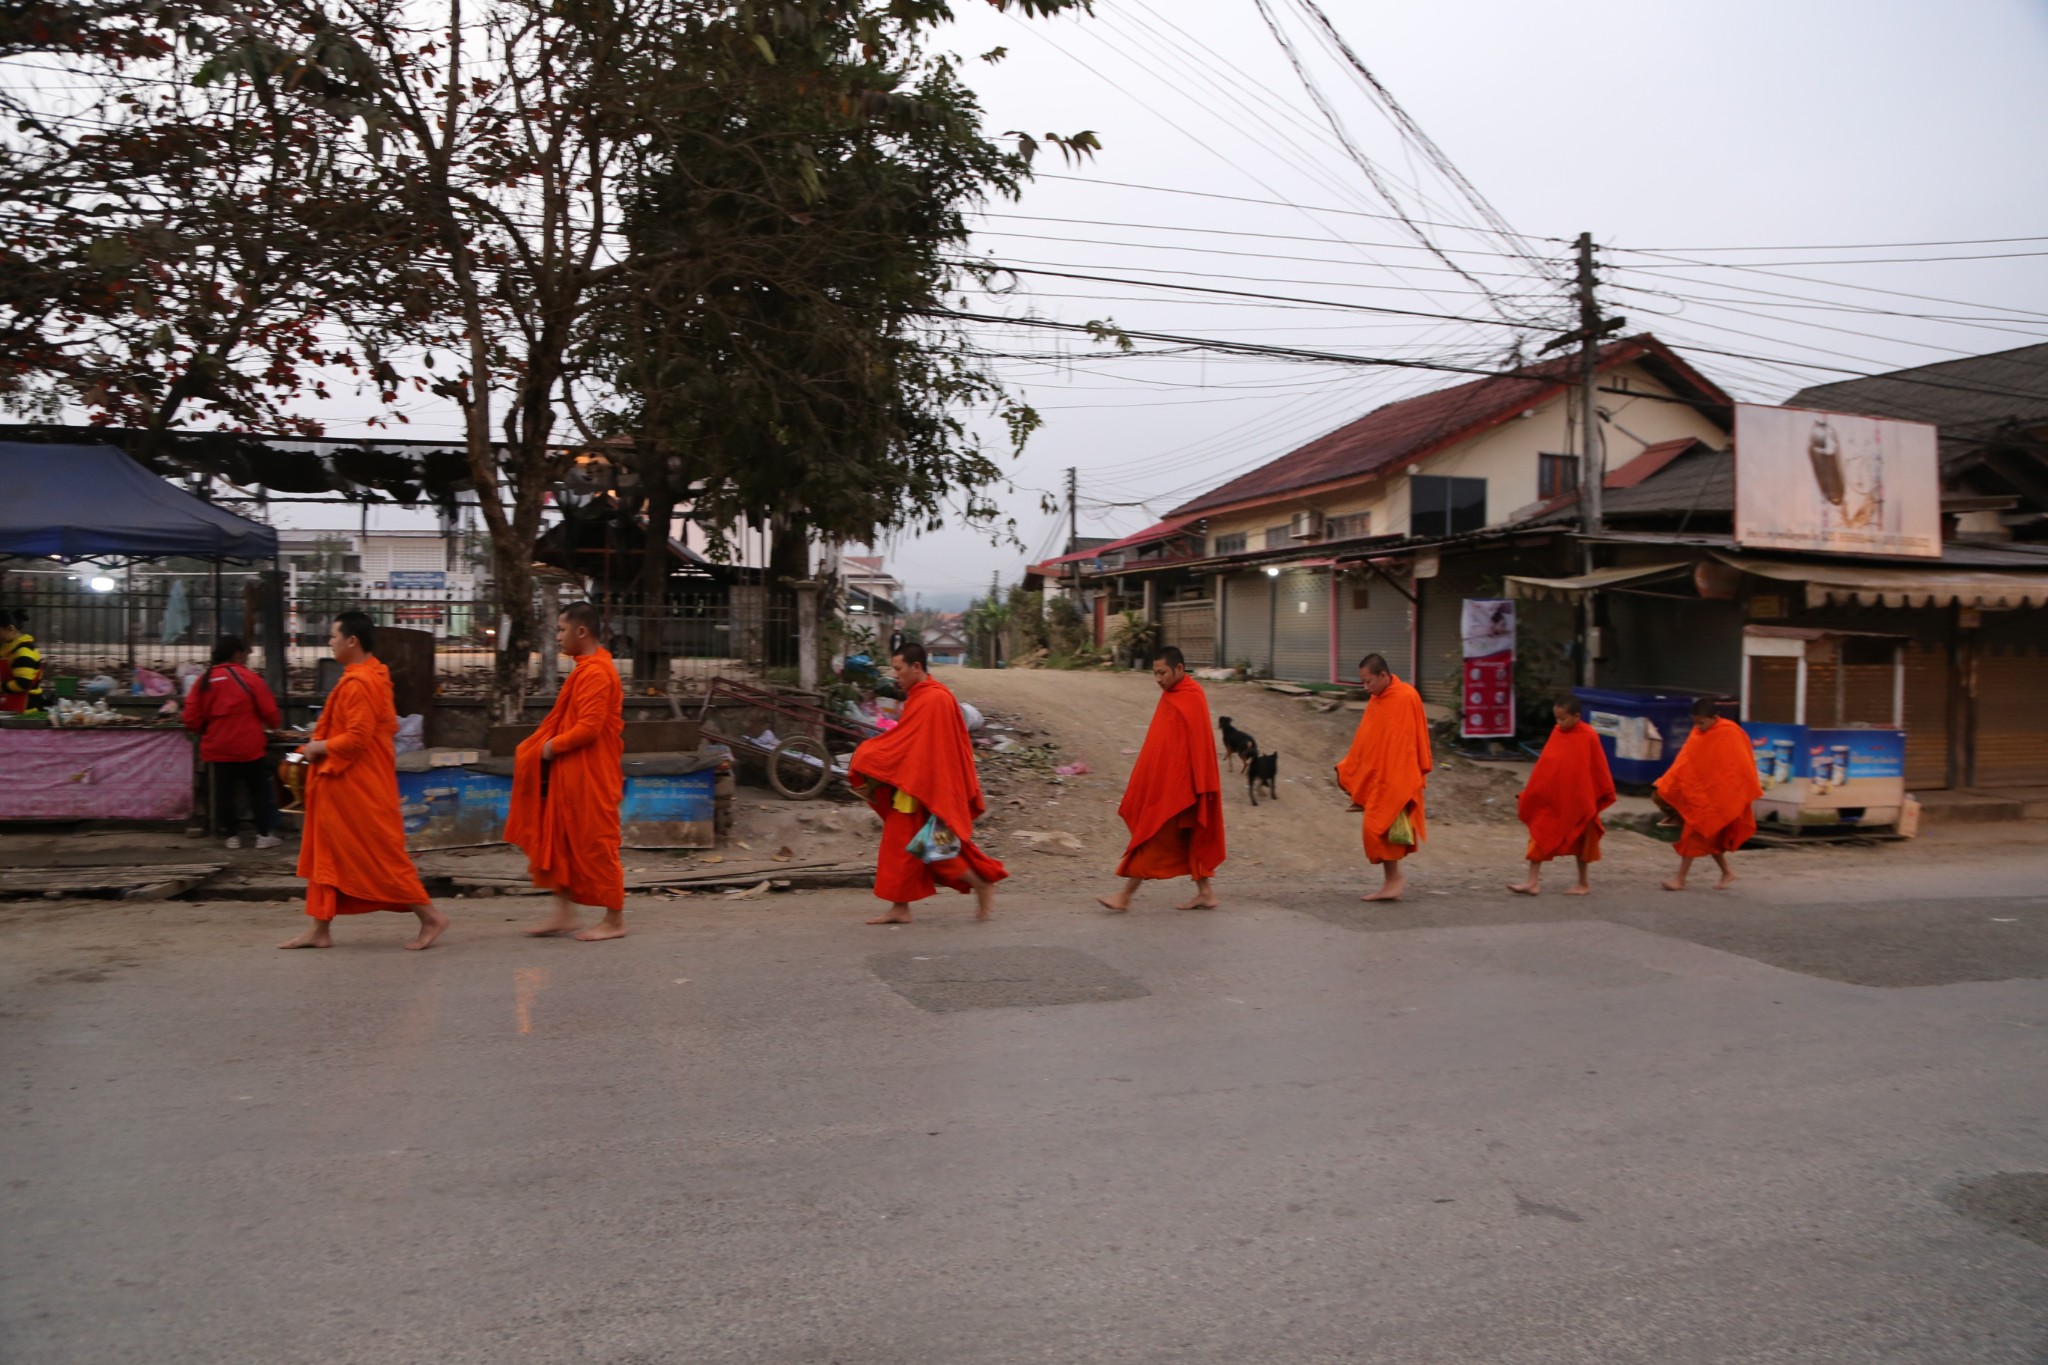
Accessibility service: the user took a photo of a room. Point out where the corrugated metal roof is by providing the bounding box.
[1602,447,1732,519]
[1030,517,1199,572]
[1167,335,1732,518]
[1788,343,2048,450]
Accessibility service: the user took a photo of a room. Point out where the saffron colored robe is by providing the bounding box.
[504,647,625,911]
[295,656,431,920]
[1114,675,1226,880]
[1336,676,1433,864]
[849,675,1007,903]
[1518,721,1616,863]
[1655,718,1762,857]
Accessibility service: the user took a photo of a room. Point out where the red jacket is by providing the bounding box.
[182,662,282,763]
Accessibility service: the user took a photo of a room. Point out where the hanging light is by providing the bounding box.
[88,574,117,593]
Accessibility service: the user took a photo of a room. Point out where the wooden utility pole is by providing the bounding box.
[1541,233,1625,542]
[1575,232,1606,538]
[1540,233,1626,685]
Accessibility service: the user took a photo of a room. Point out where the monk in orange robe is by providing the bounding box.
[849,640,1005,924]
[1508,694,1615,896]
[1097,645,1225,913]
[1336,652,1432,902]
[279,612,448,950]
[1654,697,1761,890]
[508,602,627,941]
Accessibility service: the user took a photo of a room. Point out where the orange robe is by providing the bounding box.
[1336,676,1433,864]
[1518,721,1616,863]
[849,675,1007,903]
[1114,675,1225,881]
[295,656,431,919]
[1655,718,1762,856]
[504,647,625,912]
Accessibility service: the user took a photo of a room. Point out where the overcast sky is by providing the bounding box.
[290,0,2048,610]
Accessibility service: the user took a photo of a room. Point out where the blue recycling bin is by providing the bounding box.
[1573,686,1732,786]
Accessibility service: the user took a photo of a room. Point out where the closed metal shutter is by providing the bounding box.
[1901,642,1952,789]
[1160,600,1217,667]
[1336,569,1412,680]
[1973,607,2048,787]
[1222,574,1272,676]
[1417,559,1491,708]
[1272,569,1330,682]
[1975,654,2048,785]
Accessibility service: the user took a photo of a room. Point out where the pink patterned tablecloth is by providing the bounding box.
[0,729,195,820]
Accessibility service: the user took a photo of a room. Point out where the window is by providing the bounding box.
[1410,475,1486,537]
[1324,511,1372,541]
[1211,532,1248,555]
[1538,453,1580,499]
[1263,524,1295,549]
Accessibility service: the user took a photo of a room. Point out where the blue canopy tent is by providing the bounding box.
[0,442,277,560]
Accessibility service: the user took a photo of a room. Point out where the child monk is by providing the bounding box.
[1336,652,1433,902]
[1097,645,1225,913]
[279,612,449,950]
[1654,697,1762,890]
[508,602,627,941]
[849,641,1005,924]
[1508,694,1615,896]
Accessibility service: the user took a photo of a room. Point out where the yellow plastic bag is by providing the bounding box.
[1387,808,1416,847]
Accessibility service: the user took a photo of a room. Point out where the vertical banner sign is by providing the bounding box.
[1460,598,1516,740]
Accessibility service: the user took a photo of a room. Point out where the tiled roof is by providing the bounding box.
[1168,335,1732,518]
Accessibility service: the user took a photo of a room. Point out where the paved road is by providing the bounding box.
[3,880,2046,1364]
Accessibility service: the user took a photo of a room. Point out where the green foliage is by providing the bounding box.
[1108,609,1160,665]
[1007,586,1049,652]
[1046,593,1090,657]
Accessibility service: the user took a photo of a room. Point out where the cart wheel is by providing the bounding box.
[767,734,832,801]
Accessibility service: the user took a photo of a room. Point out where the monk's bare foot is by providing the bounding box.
[1714,870,1737,890]
[574,915,627,941]
[1362,871,1406,902]
[525,899,581,937]
[1175,894,1219,910]
[277,923,332,949]
[404,905,450,951]
[866,904,913,925]
[1564,884,1592,896]
[974,884,996,921]
[1662,877,1686,892]
[1506,880,1540,896]
[1096,895,1132,913]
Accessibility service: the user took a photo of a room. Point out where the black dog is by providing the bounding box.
[1218,716,1259,772]
[1246,750,1279,806]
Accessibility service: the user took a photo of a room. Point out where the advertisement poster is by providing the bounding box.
[1460,598,1515,739]
[1734,403,1940,558]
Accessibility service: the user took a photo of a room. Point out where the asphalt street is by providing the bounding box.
[3,872,2046,1364]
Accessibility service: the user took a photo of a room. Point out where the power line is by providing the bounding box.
[947,261,1560,331]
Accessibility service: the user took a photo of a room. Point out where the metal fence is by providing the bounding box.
[0,561,800,699]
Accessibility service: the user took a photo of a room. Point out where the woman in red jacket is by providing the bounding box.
[183,635,285,849]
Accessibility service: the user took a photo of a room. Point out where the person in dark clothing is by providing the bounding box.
[182,635,285,849]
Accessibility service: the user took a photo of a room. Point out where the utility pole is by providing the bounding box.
[1065,467,1079,551]
[1575,232,1606,538]
[1541,233,1625,545]
[1541,233,1626,685]
[988,570,1002,668]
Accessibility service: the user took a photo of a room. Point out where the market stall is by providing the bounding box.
[0,442,279,824]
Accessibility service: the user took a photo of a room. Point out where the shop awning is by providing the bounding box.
[1504,561,1692,600]
[1719,553,2048,609]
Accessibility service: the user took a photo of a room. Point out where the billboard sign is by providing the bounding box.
[1735,403,1940,558]
[388,570,448,590]
[1459,598,1515,739]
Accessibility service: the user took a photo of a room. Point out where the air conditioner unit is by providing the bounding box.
[1289,510,1326,541]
